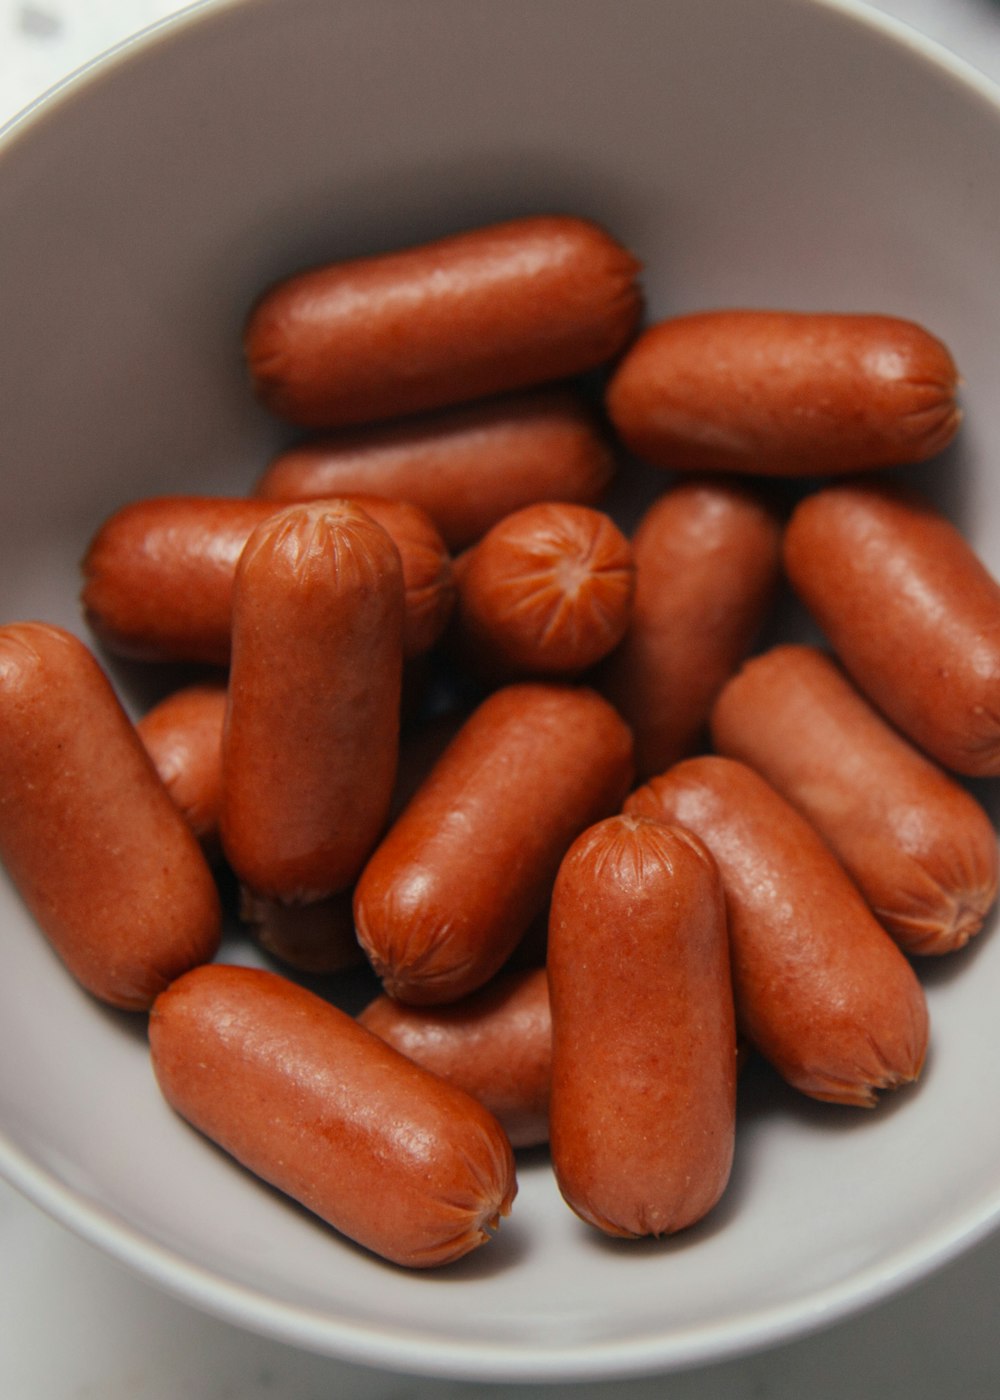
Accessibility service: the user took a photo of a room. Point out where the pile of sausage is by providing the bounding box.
[1,213,996,1270]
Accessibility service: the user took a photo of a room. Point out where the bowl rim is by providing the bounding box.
[3,0,1000,1382]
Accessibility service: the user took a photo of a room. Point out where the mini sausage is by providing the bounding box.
[0,623,221,1009]
[354,683,634,1005]
[253,387,617,551]
[81,494,453,663]
[240,889,363,975]
[221,502,403,903]
[452,502,635,678]
[710,645,999,954]
[784,483,1000,776]
[605,310,960,475]
[244,215,642,428]
[548,815,736,1238]
[359,967,550,1148]
[149,964,517,1268]
[625,757,929,1106]
[598,479,782,777]
[137,682,228,853]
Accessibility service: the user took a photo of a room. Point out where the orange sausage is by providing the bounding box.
[253,387,617,551]
[0,624,221,1009]
[81,494,453,663]
[784,483,1000,776]
[452,502,635,678]
[548,815,736,1237]
[149,965,517,1268]
[245,215,642,429]
[137,682,228,853]
[710,645,999,955]
[605,311,960,475]
[359,967,550,1148]
[598,479,782,777]
[221,502,403,903]
[625,757,929,1106]
[354,683,634,1004]
[240,889,363,975]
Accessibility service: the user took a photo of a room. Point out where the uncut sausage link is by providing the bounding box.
[784,483,1000,776]
[626,757,929,1107]
[548,815,736,1237]
[710,645,999,955]
[0,623,221,1009]
[354,683,634,1005]
[137,682,228,853]
[605,310,960,475]
[359,967,550,1148]
[244,215,642,428]
[253,387,617,551]
[599,479,782,777]
[452,502,635,678]
[149,965,517,1268]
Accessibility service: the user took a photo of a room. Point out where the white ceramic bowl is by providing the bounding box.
[2,0,1000,1382]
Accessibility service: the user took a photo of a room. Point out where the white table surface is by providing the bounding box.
[3,1,1000,1395]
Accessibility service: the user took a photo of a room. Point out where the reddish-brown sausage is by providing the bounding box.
[354,683,634,1004]
[625,757,929,1106]
[244,215,642,428]
[548,815,736,1237]
[240,889,363,975]
[605,311,960,475]
[149,965,517,1268]
[253,387,617,551]
[81,494,453,663]
[0,623,221,1009]
[710,645,999,954]
[784,483,1000,776]
[137,682,228,853]
[599,479,782,777]
[221,502,403,903]
[452,502,634,678]
[359,967,550,1148]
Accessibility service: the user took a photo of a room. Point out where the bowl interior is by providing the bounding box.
[2,0,1000,1381]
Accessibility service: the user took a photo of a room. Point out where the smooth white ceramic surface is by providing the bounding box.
[2,0,1000,1384]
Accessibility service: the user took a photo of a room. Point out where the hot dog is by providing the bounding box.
[81,493,453,663]
[354,683,634,1004]
[244,215,642,428]
[710,645,999,954]
[605,310,960,475]
[548,814,736,1237]
[452,502,634,678]
[598,479,782,777]
[149,964,517,1268]
[359,967,550,1148]
[0,623,221,1009]
[137,681,228,853]
[253,387,617,551]
[625,757,929,1106]
[221,502,403,903]
[240,889,363,975]
[784,483,1000,776]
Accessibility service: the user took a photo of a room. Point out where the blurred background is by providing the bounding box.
[2,2,1000,1397]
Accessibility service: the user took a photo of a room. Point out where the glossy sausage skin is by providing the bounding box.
[137,682,228,853]
[625,757,929,1106]
[221,502,403,903]
[254,387,617,551]
[354,683,634,1004]
[241,889,363,975]
[548,815,736,1237]
[605,311,960,475]
[452,502,634,678]
[359,967,550,1148]
[710,645,999,954]
[0,624,221,1009]
[149,965,517,1268]
[784,483,1000,776]
[599,479,782,777]
[81,494,453,663]
[244,215,642,428]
